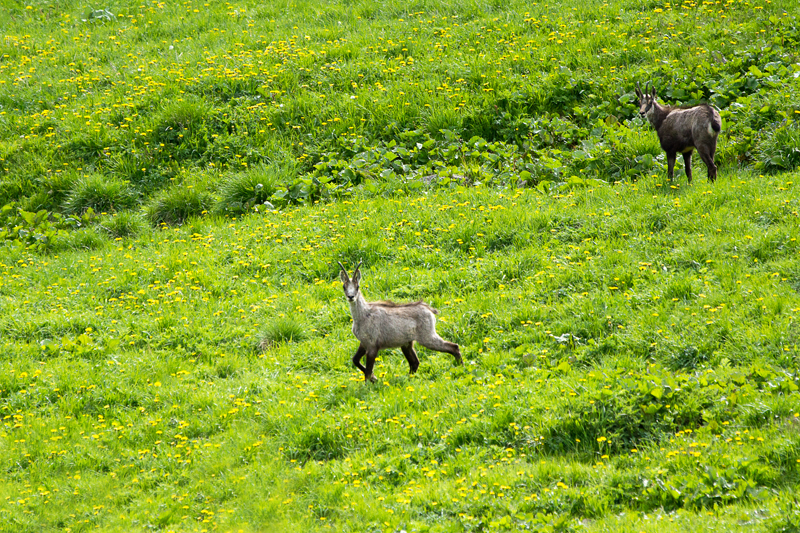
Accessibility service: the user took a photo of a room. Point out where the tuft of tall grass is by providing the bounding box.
[145,185,214,226]
[62,174,138,214]
[149,96,211,149]
[97,211,146,239]
[62,226,106,251]
[214,162,292,216]
[257,316,308,350]
[33,170,80,210]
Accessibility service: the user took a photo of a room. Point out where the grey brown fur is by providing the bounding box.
[338,261,462,383]
[636,82,721,183]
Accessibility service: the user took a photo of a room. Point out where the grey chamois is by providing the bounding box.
[635,82,722,183]
[338,261,462,383]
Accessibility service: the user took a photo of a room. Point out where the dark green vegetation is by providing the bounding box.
[1,0,800,228]
[1,0,800,531]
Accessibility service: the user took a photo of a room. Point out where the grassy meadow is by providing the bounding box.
[2,0,800,531]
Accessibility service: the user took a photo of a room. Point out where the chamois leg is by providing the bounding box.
[698,145,717,183]
[363,347,379,383]
[419,335,463,365]
[682,151,693,184]
[666,152,677,182]
[401,342,420,374]
[352,344,367,374]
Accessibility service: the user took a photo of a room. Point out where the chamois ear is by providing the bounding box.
[352,261,362,285]
[635,81,642,99]
[650,83,657,98]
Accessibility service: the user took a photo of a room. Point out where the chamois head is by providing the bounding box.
[338,261,362,302]
[635,81,657,121]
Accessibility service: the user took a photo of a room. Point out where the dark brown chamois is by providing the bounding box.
[338,261,462,383]
[636,82,722,183]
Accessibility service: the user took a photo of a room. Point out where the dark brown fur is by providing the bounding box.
[636,82,722,183]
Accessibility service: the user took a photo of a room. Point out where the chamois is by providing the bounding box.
[338,261,462,383]
[635,82,722,183]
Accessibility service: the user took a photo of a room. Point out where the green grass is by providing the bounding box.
[2,0,800,531]
[2,174,800,531]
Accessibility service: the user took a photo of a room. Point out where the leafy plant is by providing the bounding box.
[757,121,800,173]
[0,202,86,252]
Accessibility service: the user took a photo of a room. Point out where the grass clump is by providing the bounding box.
[214,162,289,215]
[97,211,146,239]
[61,226,106,251]
[149,97,213,160]
[24,171,81,212]
[62,174,138,214]
[258,316,308,350]
[145,185,214,226]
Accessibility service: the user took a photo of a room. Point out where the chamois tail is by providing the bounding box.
[707,107,721,135]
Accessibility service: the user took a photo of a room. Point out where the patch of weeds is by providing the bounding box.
[0,203,85,252]
[668,345,709,371]
[544,370,711,455]
[576,337,619,367]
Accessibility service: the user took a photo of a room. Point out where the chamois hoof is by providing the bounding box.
[366,374,378,383]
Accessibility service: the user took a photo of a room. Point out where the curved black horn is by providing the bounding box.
[354,260,363,273]
[337,261,348,274]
